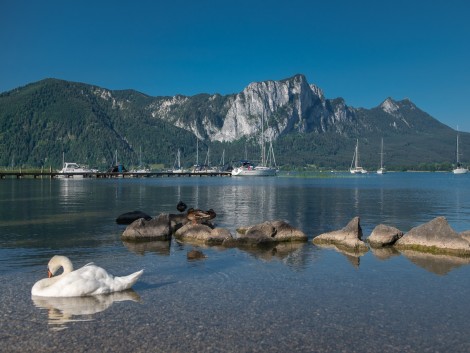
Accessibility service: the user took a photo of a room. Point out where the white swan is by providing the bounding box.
[31,255,143,297]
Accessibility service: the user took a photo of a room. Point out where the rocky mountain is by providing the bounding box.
[145,74,452,143]
[0,75,465,170]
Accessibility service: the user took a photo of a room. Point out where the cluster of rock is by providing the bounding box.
[118,207,470,259]
[313,216,470,257]
[119,207,308,251]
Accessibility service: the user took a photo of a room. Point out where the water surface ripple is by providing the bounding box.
[1,173,470,352]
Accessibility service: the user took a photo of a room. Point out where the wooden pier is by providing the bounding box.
[0,171,232,179]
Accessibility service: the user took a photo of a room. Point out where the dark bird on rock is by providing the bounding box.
[186,208,216,224]
[177,201,187,213]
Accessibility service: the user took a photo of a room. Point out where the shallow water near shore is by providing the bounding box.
[1,172,470,352]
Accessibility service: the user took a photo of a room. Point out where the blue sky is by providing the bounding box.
[2,0,470,131]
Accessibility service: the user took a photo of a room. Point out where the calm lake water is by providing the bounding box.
[1,172,470,352]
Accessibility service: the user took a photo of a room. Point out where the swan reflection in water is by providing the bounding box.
[32,289,141,331]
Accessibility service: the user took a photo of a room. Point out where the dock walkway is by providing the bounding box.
[0,171,232,179]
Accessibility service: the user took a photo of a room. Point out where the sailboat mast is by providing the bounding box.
[355,139,359,169]
[261,115,266,166]
[380,138,384,168]
[456,133,460,164]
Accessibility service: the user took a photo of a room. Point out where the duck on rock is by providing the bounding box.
[186,208,216,224]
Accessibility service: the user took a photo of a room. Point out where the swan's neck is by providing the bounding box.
[49,255,74,276]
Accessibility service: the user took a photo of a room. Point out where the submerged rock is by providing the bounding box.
[121,213,171,241]
[312,216,369,252]
[116,210,152,225]
[123,239,171,256]
[394,216,470,256]
[187,249,206,260]
[368,224,404,248]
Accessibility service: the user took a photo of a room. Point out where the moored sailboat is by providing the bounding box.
[453,130,468,174]
[231,118,277,176]
[377,138,386,174]
[350,139,367,174]
[130,146,150,174]
[172,149,184,173]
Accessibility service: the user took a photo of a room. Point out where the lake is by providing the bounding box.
[1,172,470,352]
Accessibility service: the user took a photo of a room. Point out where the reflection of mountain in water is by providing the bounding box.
[179,178,442,243]
[399,250,470,275]
[32,290,141,331]
[58,178,89,202]
[189,181,279,234]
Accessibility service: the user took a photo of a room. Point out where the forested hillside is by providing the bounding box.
[0,77,467,171]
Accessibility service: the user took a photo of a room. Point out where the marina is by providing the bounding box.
[0,170,232,179]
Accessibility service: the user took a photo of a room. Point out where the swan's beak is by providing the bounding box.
[47,269,53,278]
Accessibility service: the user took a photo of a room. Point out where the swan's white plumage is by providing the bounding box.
[31,255,143,297]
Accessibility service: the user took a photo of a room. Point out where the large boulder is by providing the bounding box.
[312,217,369,252]
[394,216,470,255]
[116,210,152,225]
[230,220,308,247]
[174,223,233,246]
[121,213,171,241]
[368,224,404,248]
[460,230,470,243]
[270,220,309,242]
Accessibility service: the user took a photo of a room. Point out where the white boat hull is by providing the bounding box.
[231,166,277,176]
[453,167,468,174]
[57,163,93,178]
[350,167,367,174]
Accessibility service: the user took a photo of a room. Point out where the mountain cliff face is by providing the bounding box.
[0,75,462,169]
[146,74,361,141]
[142,74,451,144]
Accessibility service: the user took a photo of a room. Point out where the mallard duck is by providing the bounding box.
[176,201,187,213]
[186,208,216,224]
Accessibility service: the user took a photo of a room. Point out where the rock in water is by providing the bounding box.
[116,210,152,225]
